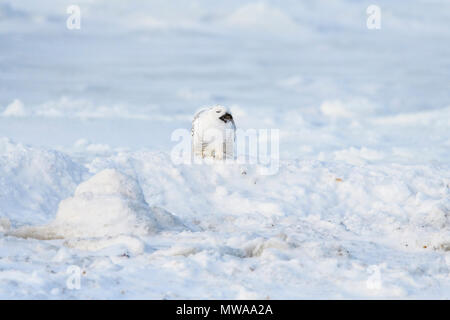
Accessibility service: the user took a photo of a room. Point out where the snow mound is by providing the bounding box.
[0,137,86,224]
[88,151,450,251]
[10,169,186,241]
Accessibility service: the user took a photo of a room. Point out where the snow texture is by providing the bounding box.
[10,169,186,242]
[1,146,448,299]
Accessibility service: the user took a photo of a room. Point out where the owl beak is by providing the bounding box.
[219,113,233,123]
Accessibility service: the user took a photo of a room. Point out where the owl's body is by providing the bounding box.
[191,106,236,160]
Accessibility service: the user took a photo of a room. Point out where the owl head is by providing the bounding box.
[210,105,234,124]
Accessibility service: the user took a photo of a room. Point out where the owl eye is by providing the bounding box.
[216,110,221,113]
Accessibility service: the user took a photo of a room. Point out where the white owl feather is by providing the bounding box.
[191,105,236,160]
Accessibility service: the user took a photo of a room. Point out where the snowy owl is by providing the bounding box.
[191,105,236,160]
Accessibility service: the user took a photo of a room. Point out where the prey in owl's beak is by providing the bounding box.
[219,113,233,123]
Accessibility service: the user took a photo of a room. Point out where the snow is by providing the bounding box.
[0,145,448,299]
[1,99,27,117]
[0,0,449,299]
[223,3,302,35]
[0,137,87,225]
[10,169,183,240]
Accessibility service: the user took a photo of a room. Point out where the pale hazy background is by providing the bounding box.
[1,0,449,161]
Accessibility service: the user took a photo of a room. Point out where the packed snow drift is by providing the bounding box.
[1,141,449,299]
[10,169,186,242]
